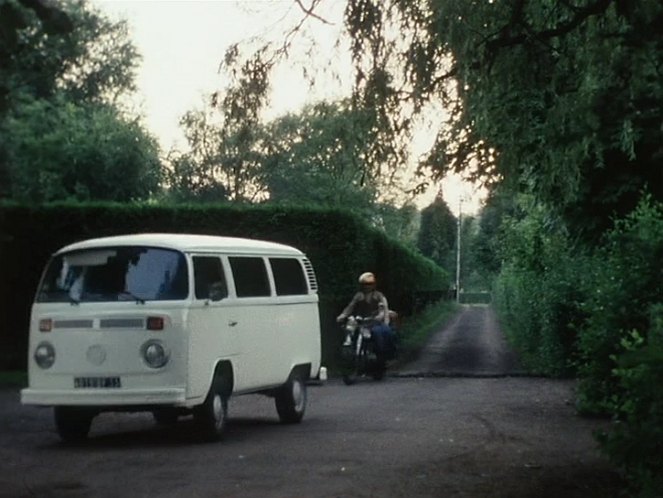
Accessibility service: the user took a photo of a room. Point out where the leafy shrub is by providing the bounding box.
[490,194,663,496]
[492,197,584,376]
[597,306,663,497]
[575,197,663,414]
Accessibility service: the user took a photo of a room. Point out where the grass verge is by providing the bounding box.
[0,371,27,388]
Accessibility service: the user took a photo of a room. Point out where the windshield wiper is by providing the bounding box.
[119,292,146,304]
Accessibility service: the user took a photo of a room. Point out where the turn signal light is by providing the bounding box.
[146,316,164,331]
[39,319,52,332]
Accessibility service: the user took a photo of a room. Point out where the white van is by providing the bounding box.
[21,233,322,442]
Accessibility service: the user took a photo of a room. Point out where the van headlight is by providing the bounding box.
[34,342,55,369]
[141,340,169,368]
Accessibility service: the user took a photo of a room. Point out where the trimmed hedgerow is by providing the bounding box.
[0,201,449,369]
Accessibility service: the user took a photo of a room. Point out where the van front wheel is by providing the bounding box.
[275,374,307,423]
[54,406,94,443]
[194,375,228,441]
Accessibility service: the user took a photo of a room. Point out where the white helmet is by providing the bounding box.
[358,272,376,285]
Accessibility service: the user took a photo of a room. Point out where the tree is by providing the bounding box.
[167,95,421,214]
[1,0,138,107]
[342,0,663,240]
[0,0,161,202]
[0,0,72,112]
[260,100,384,208]
[164,47,274,204]
[470,189,517,279]
[417,192,456,272]
[2,97,161,202]
[373,202,420,247]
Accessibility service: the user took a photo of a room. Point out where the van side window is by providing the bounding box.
[193,256,227,300]
[229,257,270,297]
[270,258,308,295]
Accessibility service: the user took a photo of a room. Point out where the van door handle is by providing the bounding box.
[228,320,238,327]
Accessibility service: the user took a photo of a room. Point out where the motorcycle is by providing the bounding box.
[339,316,387,385]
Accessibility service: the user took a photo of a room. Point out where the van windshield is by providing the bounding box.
[37,246,189,303]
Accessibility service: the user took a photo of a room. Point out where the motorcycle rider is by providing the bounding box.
[336,272,394,361]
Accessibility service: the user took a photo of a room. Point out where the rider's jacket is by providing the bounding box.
[340,290,390,324]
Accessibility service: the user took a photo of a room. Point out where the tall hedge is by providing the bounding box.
[0,202,449,370]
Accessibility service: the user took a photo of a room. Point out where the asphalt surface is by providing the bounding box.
[0,305,621,497]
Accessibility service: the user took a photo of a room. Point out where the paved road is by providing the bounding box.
[0,305,619,497]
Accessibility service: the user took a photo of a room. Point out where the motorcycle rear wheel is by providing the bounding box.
[342,371,358,385]
[371,360,386,380]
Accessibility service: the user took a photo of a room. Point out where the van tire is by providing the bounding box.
[275,373,307,423]
[54,406,94,443]
[194,374,228,441]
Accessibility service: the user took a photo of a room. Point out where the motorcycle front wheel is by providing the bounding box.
[342,347,366,385]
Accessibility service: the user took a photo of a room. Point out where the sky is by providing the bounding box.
[92,0,485,214]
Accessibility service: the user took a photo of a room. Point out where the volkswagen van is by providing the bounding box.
[21,233,322,442]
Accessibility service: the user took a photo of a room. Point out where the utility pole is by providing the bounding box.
[456,198,462,303]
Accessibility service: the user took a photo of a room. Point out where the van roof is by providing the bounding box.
[57,233,304,256]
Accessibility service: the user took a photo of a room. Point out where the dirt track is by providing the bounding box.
[399,304,523,377]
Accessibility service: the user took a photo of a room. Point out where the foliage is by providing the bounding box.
[342,0,663,240]
[260,100,381,208]
[371,202,420,248]
[492,196,584,376]
[470,190,514,279]
[483,189,662,496]
[1,0,138,108]
[163,149,228,204]
[164,46,276,203]
[167,95,424,242]
[417,192,456,273]
[0,0,160,202]
[575,197,663,414]
[166,94,423,215]
[2,97,162,202]
[0,202,449,369]
[0,370,26,388]
[490,194,663,494]
[597,316,663,498]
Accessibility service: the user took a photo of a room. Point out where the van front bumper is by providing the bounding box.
[20,387,187,407]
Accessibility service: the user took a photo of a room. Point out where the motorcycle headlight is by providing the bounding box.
[141,340,169,369]
[34,341,56,369]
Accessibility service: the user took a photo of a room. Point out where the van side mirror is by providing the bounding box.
[208,282,227,302]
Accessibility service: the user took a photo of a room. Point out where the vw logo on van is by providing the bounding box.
[86,345,107,366]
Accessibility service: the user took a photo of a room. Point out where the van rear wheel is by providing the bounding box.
[275,374,307,423]
[54,406,94,443]
[194,375,228,441]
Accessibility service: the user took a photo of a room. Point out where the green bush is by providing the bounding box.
[490,195,663,497]
[492,198,583,376]
[597,307,663,497]
[570,196,663,497]
[575,197,663,414]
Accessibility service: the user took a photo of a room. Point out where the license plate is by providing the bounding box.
[74,377,122,389]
